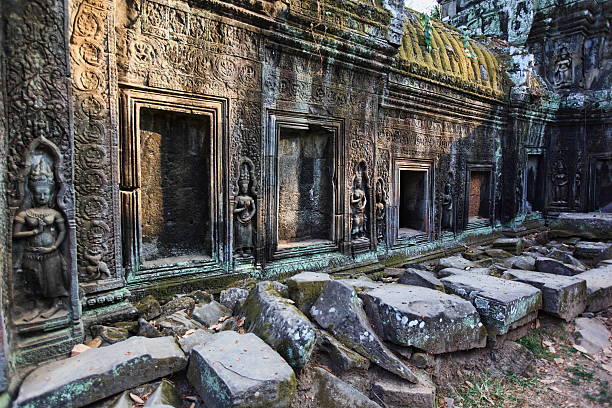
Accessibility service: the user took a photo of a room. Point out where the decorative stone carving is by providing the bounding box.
[12,138,69,322]
[375,179,386,243]
[351,162,369,239]
[552,159,569,204]
[553,46,572,87]
[441,171,454,232]
[234,160,257,257]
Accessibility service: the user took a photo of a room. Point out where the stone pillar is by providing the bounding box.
[4,0,83,367]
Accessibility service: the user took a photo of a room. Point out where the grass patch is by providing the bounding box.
[516,329,556,360]
[565,364,595,386]
[585,381,612,405]
[448,372,540,408]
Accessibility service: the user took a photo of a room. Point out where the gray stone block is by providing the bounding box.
[435,256,475,271]
[440,274,542,335]
[192,301,231,328]
[310,367,379,408]
[398,268,444,292]
[575,265,612,312]
[219,288,249,313]
[286,271,332,313]
[14,336,187,408]
[361,284,486,354]
[535,257,584,276]
[187,331,296,408]
[502,269,587,320]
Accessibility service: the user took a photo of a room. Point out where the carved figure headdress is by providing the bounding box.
[28,157,55,188]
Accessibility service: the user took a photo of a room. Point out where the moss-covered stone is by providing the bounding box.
[286,272,332,314]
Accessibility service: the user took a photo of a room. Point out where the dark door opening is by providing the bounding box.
[399,170,428,236]
[468,171,491,222]
[277,125,334,247]
[594,159,612,212]
[525,155,544,212]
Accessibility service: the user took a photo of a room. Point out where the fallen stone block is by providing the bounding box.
[14,336,187,408]
[318,330,370,374]
[574,242,612,263]
[398,269,444,292]
[310,367,379,408]
[187,331,296,408]
[286,271,332,314]
[90,325,129,344]
[440,274,541,335]
[535,257,583,276]
[161,296,196,317]
[242,281,317,368]
[549,212,612,240]
[157,311,205,336]
[338,276,382,291]
[546,249,587,271]
[219,288,249,314]
[575,265,612,312]
[178,329,216,354]
[362,284,486,354]
[144,379,182,407]
[371,373,436,408]
[503,256,535,271]
[311,280,418,382]
[134,295,162,320]
[192,300,231,327]
[492,238,524,255]
[437,268,491,278]
[435,256,475,271]
[573,317,611,355]
[502,269,586,320]
[484,248,514,259]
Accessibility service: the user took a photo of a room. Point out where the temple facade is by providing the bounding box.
[0,0,609,390]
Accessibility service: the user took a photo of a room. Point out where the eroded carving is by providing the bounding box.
[441,171,454,232]
[553,46,572,87]
[552,159,569,204]
[351,162,369,239]
[375,178,386,242]
[234,160,257,257]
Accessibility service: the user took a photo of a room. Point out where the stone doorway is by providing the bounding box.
[525,154,544,213]
[467,169,492,224]
[398,170,428,236]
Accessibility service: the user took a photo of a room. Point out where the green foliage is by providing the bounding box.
[450,372,540,408]
[585,381,612,405]
[516,329,556,360]
[566,364,595,384]
[429,5,441,20]
[420,13,434,52]
[461,27,478,59]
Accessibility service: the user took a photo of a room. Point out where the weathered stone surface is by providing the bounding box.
[192,301,231,327]
[437,268,491,278]
[310,367,379,408]
[492,238,524,255]
[178,329,215,354]
[136,318,163,338]
[219,288,249,313]
[462,249,488,261]
[242,281,317,368]
[310,280,418,382]
[14,337,187,408]
[435,256,475,271]
[361,284,486,354]
[187,331,296,408]
[161,296,196,316]
[272,281,290,298]
[503,256,536,271]
[549,213,612,240]
[144,379,182,408]
[575,265,612,312]
[484,248,514,259]
[398,269,444,292]
[91,325,129,344]
[371,374,436,408]
[574,242,612,262]
[440,274,542,335]
[502,270,587,320]
[318,330,370,374]
[535,257,583,276]
[338,276,383,291]
[157,311,205,336]
[546,249,587,271]
[286,272,332,313]
[134,295,163,320]
[573,318,611,355]
[188,290,214,304]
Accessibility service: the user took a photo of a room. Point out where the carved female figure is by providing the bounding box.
[375,179,386,242]
[554,47,572,86]
[351,170,368,239]
[552,159,569,204]
[13,158,69,321]
[441,172,454,231]
[233,162,256,256]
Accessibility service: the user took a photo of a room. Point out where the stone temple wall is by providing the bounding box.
[0,0,608,380]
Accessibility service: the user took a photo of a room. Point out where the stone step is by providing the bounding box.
[502,269,587,320]
[361,284,486,354]
[440,274,542,336]
[187,331,296,408]
[14,336,187,408]
[575,265,612,312]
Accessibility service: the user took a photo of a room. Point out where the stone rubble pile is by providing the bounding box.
[12,233,612,408]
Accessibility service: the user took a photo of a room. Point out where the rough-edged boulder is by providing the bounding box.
[502,269,587,320]
[308,367,379,408]
[535,257,583,276]
[440,274,541,335]
[241,281,317,368]
[435,256,475,271]
[14,336,187,408]
[161,296,196,316]
[398,269,444,292]
[134,295,162,320]
[310,280,418,383]
[157,311,205,336]
[573,317,611,355]
[187,331,296,408]
[286,272,332,314]
[492,238,524,255]
[219,288,249,313]
[575,265,612,312]
[318,330,370,374]
[546,248,587,271]
[192,300,231,327]
[503,256,535,271]
[361,284,486,354]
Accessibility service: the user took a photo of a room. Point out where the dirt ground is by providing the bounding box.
[437,311,612,408]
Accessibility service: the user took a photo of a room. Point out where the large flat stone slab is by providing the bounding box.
[440,274,542,335]
[573,318,611,355]
[361,284,486,354]
[435,256,475,271]
[502,270,587,320]
[14,336,187,408]
[575,265,612,312]
[187,331,296,408]
[242,281,317,368]
[549,212,612,240]
[311,280,418,382]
